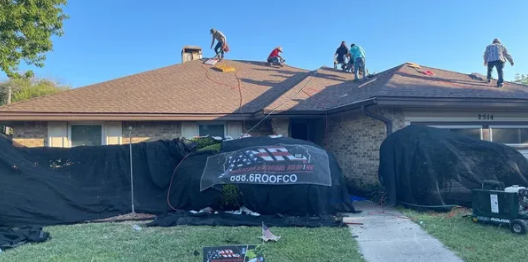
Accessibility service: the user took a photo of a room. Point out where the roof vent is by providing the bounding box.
[181,46,203,63]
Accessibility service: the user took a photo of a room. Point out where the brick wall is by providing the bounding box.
[243,120,273,137]
[271,118,289,136]
[326,107,405,186]
[122,121,182,143]
[11,122,47,147]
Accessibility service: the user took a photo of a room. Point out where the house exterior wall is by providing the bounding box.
[326,108,405,186]
[243,120,274,137]
[11,122,47,147]
[271,118,290,136]
[122,121,182,144]
[10,120,277,148]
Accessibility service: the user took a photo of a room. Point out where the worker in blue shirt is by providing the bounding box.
[350,44,367,81]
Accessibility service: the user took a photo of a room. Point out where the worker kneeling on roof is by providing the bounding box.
[267,47,285,67]
[334,41,349,71]
[210,28,227,61]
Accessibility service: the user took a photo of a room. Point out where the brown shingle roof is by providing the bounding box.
[0,60,308,117]
[267,63,528,113]
[1,61,527,121]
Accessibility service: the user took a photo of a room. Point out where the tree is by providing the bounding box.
[0,77,69,106]
[0,0,68,78]
[515,74,528,85]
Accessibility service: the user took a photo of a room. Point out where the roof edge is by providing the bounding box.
[376,96,528,108]
[0,112,255,122]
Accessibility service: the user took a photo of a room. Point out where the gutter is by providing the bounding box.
[361,105,393,136]
[375,96,528,109]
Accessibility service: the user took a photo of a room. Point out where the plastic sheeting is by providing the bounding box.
[0,137,191,227]
[220,137,355,215]
[379,125,528,208]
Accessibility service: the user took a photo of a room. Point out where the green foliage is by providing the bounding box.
[199,143,221,153]
[0,77,69,106]
[220,184,242,209]
[515,74,528,85]
[0,0,68,78]
[190,137,221,150]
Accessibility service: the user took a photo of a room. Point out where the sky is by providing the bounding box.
[10,0,528,88]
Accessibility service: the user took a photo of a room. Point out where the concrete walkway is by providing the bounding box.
[343,201,463,262]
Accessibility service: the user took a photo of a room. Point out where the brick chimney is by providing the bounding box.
[181,46,203,63]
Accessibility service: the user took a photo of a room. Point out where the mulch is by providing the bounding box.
[89,213,155,223]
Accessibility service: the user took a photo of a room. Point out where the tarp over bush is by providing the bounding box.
[0,135,354,227]
[220,137,355,215]
[379,125,528,208]
[0,137,191,227]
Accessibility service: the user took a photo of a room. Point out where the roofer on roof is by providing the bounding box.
[350,44,367,81]
[210,28,227,61]
[334,41,349,71]
[267,47,285,67]
[484,38,514,88]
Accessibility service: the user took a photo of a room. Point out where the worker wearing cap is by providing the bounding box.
[267,47,285,67]
[484,38,514,88]
[210,28,227,60]
[350,43,367,81]
[334,41,349,71]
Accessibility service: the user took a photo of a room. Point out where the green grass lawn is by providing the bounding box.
[0,222,363,262]
[402,208,528,262]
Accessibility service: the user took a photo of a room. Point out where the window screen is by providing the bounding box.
[71,125,102,147]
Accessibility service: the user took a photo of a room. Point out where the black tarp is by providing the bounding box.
[0,137,191,227]
[0,135,353,231]
[200,144,332,190]
[379,125,528,208]
[0,227,49,250]
[220,137,355,215]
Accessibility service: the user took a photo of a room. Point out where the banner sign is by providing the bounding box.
[200,144,331,191]
[203,245,265,262]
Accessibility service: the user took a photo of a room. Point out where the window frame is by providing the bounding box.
[489,125,528,147]
[68,122,105,147]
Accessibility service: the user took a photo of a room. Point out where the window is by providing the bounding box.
[491,127,528,145]
[71,125,102,147]
[446,128,482,140]
[428,125,483,140]
[199,124,225,137]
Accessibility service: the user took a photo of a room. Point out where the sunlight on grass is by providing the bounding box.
[402,208,528,262]
[0,222,363,262]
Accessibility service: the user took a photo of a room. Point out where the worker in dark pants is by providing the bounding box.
[267,47,285,67]
[210,28,227,61]
[484,38,514,88]
[334,41,349,71]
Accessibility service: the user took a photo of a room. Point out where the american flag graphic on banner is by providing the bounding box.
[200,144,332,191]
[220,146,308,178]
